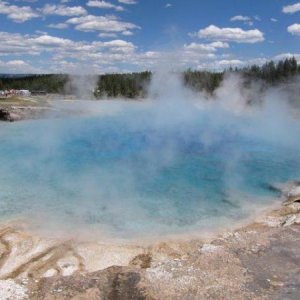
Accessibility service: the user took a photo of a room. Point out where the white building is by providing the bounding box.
[19,90,31,96]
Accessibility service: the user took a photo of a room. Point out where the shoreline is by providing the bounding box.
[0,181,299,299]
[0,96,146,122]
[0,190,283,246]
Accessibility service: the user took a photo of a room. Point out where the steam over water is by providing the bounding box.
[0,74,300,239]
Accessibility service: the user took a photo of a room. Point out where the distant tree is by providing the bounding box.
[290,57,298,75]
[262,61,276,83]
[0,58,298,98]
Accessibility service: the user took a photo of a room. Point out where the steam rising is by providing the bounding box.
[66,74,98,99]
[0,72,300,240]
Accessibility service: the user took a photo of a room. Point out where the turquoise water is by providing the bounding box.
[0,103,300,237]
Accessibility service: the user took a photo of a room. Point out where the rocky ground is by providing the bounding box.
[0,96,55,122]
[0,182,299,299]
[0,96,117,122]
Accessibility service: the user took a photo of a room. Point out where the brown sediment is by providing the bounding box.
[129,253,152,269]
[0,182,299,299]
[0,228,14,270]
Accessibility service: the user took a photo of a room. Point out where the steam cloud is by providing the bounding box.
[66,74,98,99]
[0,71,300,240]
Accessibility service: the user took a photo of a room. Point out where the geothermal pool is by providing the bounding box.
[0,101,300,238]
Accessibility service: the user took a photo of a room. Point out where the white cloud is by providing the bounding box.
[118,0,137,4]
[195,57,269,71]
[31,35,74,47]
[197,25,264,43]
[218,59,243,66]
[210,41,230,48]
[6,60,28,67]
[87,1,124,12]
[0,32,39,55]
[48,23,69,29]
[231,15,253,25]
[0,31,140,68]
[122,30,133,36]
[0,1,39,22]
[184,41,229,52]
[282,2,300,14]
[165,3,172,8]
[182,42,220,65]
[141,51,161,59]
[230,15,253,26]
[247,57,267,65]
[98,33,118,38]
[0,32,86,57]
[103,39,133,47]
[0,59,41,73]
[66,15,140,33]
[103,39,136,53]
[271,18,277,22]
[230,15,251,22]
[274,53,300,62]
[0,23,276,74]
[35,30,48,35]
[287,23,300,35]
[0,30,187,72]
[17,0,38,2]
[41,4,87,16]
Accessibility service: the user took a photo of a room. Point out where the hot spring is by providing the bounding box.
[1,78,300,240]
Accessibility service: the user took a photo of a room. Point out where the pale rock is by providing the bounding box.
[42,268,58,278]
[0,279,28,300]
[288,186,300,198]
[282,215,297,227]
[294,214,300,225]
[200,244,222,254]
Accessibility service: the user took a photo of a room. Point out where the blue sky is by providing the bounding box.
[0,0,299,73]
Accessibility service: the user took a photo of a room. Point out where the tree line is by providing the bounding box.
[0,74,68,94]
[0,57,299,98]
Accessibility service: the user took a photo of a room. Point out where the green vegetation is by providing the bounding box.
[95,71,151,98]
[240,57,299,83]
[0,74,68,94]
[183,57,300,94]
[183,70,224,94]
[0,58,299,99]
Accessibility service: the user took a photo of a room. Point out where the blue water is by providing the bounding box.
[0,103,300,237]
